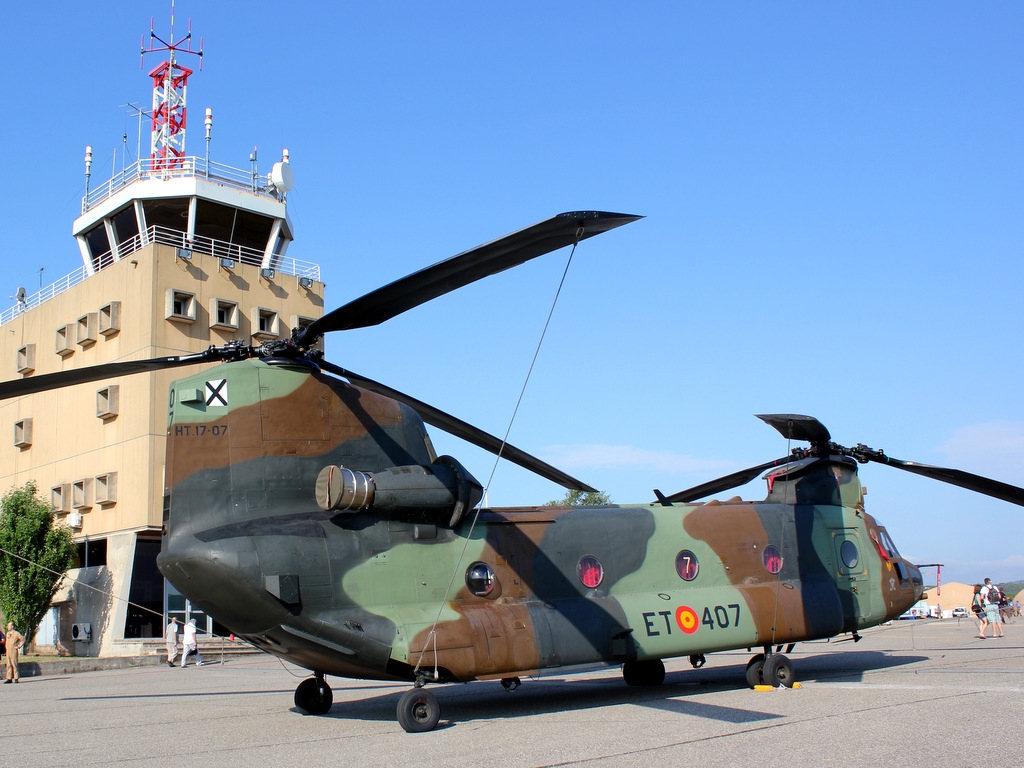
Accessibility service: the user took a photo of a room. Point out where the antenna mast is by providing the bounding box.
[141,2,203,169]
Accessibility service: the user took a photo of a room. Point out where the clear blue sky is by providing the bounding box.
[4,3,1023,587]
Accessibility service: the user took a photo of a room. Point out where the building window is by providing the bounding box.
[165,289,197,323]
[74,539,107,568]
[13,418,32,448]
[52,484,71,512]
[73,478,93,510]
[16,344,35,374]
[99,301,121,337]
[77,313,98,347]
[56,324,75,357]
[251,307,279,339]
[210,299,239,331]
[95,473,117,505]
[97,385,119,420]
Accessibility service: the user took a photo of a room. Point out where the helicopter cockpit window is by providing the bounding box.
[577,555,604,589]
[839,540,859,569]
[763,545,783,575]
[675,550,699,581]
[878,528,900,558]
[465,562,496,597]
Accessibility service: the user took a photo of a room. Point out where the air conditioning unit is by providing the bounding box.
[66,511,83,529]
[71,622,92,641]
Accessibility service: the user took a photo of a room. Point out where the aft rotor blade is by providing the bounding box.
[756,414,832,449]
[660,455,801,504]
[862,453,1024,507]
[0,350,225,401]
[298,211,641,344]
[320,361,597,493]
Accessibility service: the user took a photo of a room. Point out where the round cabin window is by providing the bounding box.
[465,562,496,597]
[577,555,604,589]
[840,540,859,569]
[763,545,783,575]
[675,550,699,581]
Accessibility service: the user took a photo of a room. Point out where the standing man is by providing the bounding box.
[180,618,203,668]
[165,617,180,667]
[982,578,1005,638]
[4,622,24,683]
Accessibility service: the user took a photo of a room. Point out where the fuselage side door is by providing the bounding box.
[831,528,878,626]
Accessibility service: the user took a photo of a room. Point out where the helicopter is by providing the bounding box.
[3,210,1023,733]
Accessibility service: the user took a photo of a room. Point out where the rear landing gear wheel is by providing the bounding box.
[762,654,794,688]
[294,676,333,715]
[622,659,666,686]
[745,654,765,689]
[397,687,440,733]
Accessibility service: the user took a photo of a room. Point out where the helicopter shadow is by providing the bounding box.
[303,649,928,727]
[307,672,779,728]
[779,649,929,683]
[673,649,928,688]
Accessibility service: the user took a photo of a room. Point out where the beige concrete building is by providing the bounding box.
[0,127,323,656]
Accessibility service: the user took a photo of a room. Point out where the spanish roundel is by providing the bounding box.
[675,605,699,634]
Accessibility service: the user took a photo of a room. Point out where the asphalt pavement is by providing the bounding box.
[1,617,1019,767]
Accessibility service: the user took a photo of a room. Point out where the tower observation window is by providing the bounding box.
[142,198,190,233]
[84,225,113,271]
[110,205,140,250]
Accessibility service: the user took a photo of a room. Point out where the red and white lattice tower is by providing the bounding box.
[141,5,203,169]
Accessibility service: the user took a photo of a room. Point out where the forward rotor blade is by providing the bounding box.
[660,454,801,504]
[0,350,224,401]
[862,453,1024,507]
[320,361,597,493]
[298,211,641,344]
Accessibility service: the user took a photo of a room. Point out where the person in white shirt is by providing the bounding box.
[981,578,1004,638]
[181,619,204,667]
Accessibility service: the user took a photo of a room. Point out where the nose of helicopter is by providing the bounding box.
[158,536,290,634]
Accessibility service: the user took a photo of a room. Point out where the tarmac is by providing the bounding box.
[0,617,1019,768]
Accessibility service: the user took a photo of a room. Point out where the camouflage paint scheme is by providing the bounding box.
[158,359,923,685]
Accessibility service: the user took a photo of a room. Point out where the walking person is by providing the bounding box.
[972,584,988,639]
[982,578,1004,638]
[165,617,180,667]
[4,622,24,683]
[180,618,203,667]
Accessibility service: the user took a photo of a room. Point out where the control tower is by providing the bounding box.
[0,17,324,656]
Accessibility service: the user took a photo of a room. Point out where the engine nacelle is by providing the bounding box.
[315,455,483,527]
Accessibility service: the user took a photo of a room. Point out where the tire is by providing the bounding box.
[745,654,765,689]
[762,654,794,688]
[397,688,440,733]
[622,659,666,687]
[294,677,333,715]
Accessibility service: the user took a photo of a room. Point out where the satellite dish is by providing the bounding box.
[270,161,295,193]
[15,287,26,304]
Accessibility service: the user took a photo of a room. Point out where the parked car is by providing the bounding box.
[952,607,969,618]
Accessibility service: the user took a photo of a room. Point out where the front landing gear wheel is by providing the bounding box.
[762,654,795,688]
[745,654,765,689]
[294,676,333,714]
[622,659,666,686]
[397,687,440,733]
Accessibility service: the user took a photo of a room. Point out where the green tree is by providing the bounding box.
[0,482,76,644]
[545,489,612,506]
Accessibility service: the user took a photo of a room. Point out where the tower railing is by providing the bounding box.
[0,226,320,327]
[82,156,283,213]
